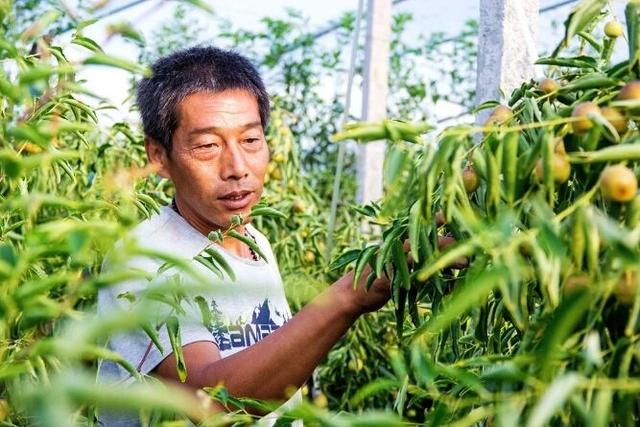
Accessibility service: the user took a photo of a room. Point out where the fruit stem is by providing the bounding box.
[554,183,601,223]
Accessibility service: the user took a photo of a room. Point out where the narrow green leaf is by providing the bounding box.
[526,373,583,427]
[165,316,187,382]
[194,255,223,279]
[391,240,410,290]
[204,246,237,281]
[83,53,150,76]
[141,323,164,354]
[226,229,268,262]
[353,246,377,288]
[412,267,506,341]
[250,206,287,220]
[330,248,361,271]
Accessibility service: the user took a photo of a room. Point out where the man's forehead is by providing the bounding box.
[177,89,261,127]
[180,89,258,109]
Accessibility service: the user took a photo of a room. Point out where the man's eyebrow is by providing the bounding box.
[187,121,262,136]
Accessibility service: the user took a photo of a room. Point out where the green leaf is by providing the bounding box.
[626,1,640,71]
[589,390,612,427]
[408,201,422,262]
[330,248,361,271]
[71,34,103,52]
[204,246,237,281]
[250,205,288,220]
[412,266,506,341]
[391,240,410,290]
[142,323,164,354]
[351,378,399,405]
[537,290,591,381]
[165,316,187,382]
[106,22,145,45]
[526,373,583,427]
[20,9,61,42]
[0,150,23,179]
[194,296,212,330]
[194,255,223,279]
[558,73,617,93]
[0,73,21,102]
[353,245,377,288]
[535,56,598,68]
[7,125,50,146]
[179,0,215,14]
[226,229,268,262]
[83,54,150,76]
[553,0,606,56]
[18,64,74,85]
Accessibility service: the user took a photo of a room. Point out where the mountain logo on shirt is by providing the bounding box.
[208,298,290,352]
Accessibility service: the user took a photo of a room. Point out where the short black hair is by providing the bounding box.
[136,46,270,151]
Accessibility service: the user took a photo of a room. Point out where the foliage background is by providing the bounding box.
[5,0,639,426]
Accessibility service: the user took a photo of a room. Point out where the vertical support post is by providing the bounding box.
[357,0,392,205]
[476,0,539,122]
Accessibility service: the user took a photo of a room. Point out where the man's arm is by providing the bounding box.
[154,266,389,401]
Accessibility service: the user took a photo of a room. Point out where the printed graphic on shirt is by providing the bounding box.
[208,299,290,352]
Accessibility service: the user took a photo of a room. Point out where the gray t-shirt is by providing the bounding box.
[96,206,301,426]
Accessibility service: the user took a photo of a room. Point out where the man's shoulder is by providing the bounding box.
[103,206,210,272]
[128,206,210,255]
[129,206,173,240]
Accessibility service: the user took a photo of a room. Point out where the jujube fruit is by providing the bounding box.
[600,164,638,202]
[614,270,638,305]
[618,81,640,101]
[462,166,480,193]
[604,20,624,38]
[534,155,571,184]
[571,102,601,134]
[601,106,628,135]
[539,78,559,95]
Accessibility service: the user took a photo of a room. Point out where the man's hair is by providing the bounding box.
[136,46,270,152]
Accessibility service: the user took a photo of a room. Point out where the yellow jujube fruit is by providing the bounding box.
[600,165,638,202]
[571,102,601,135]
[604,20,624,38]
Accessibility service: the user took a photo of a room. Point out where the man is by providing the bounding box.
[97,46,392,426]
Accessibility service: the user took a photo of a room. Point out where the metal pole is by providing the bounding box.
[357,0,392,205]
[326,0,365,258]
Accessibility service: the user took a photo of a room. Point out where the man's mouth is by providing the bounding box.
[218,191,253,210]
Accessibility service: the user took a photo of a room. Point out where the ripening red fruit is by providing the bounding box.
[462,166,480,193]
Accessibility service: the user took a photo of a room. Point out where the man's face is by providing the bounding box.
[149,89,269,231]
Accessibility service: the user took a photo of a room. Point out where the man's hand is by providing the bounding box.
[331,266,392,318]
[331,233,468,318]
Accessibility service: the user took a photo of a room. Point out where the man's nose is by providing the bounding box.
[220,141,249,181]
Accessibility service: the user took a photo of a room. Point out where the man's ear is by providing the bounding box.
[144,137,171,179]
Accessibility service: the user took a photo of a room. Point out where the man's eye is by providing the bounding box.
[197,143,218,149]
[244,138,259,143]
